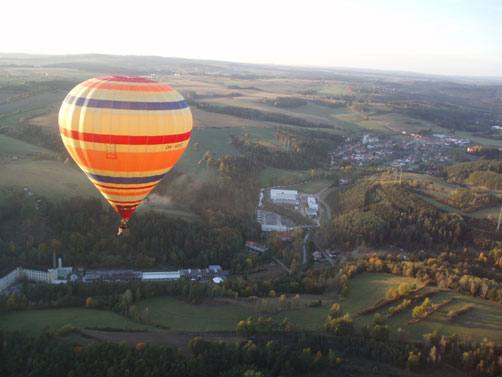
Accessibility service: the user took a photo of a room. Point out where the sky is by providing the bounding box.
[2,0,502,77]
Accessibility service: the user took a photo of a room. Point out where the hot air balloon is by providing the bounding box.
[58,75,192,235]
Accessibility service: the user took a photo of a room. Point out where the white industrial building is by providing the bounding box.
[270,189,298,205]
[261,223,290,232]
[1,262,227,294]
[142,271,181,281]
[0,259,74,295]
[307,196,318,211]
[256,209,293,232]
[23,269,51,283]
[306,196,319,217]
[0,269,21,293]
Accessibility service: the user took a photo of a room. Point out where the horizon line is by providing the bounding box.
[1,51,502,82]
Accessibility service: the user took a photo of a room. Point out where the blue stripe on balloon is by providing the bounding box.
[87,172,165,184]
[64,95,188,111]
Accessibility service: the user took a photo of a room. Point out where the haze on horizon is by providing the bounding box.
[2,0,502,77]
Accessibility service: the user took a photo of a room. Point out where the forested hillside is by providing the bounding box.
[446,160,502,190]
[325,183,468,248]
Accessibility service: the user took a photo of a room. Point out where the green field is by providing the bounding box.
[341,273,419,315]
[469,206,501,220]
[135,297,329,331]
[288,179,335,194]
[205,97,338,125]
[344,273,502,343]
[0,134,55,156]
[0,308,149,336]
[457,131,502,148]
[0,91,64,128]
[370,113,448,134]
[136,297,251,331]
[0,160,100,200]
[175,127,238,180]
[259,167,314,187]
[318,83,352,96]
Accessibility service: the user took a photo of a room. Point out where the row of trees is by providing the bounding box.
[0,331,340,377]
[0,279,242,314]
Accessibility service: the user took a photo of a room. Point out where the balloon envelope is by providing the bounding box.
[59,75,192,221]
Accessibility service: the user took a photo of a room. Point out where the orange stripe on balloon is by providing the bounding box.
[67,146,186,172]
[81,80,173,92]
[99,188,153,197]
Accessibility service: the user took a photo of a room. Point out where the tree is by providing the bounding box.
[135,287,142,302]
[242,370,264,377]
[325,313,354,336]
[386,287,400,300]
[407,351,422,371]
[398,282,412,296]
[290,258,300,274]
[6,292,26,310]
[412,297,433,318]
[428,345,440,366]
[135,342,146,352]
[292,294,301,309]
[236,319,253,337]
[279,294,288,310]
[329,303,341,318]
[189,336,211,356]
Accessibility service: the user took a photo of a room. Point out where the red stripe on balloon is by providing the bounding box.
[109,199,143,204]
[61,128,191,145]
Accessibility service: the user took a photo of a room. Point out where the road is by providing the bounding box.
[302,231,310,265]
[271,256,292,274]
[317,185,333,221]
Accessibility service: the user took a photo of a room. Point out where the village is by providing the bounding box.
[329,132,472,173]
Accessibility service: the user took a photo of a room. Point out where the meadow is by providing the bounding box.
[258,167,315,187]
[0,308,149,336]
[343,273,502,343]
[0,134,54,156]
[0,160,100,200]
[135,296,329,331]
